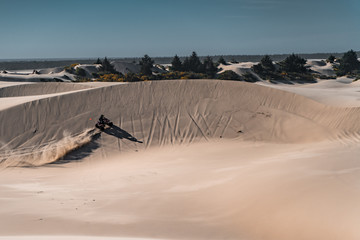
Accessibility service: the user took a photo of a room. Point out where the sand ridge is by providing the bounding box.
[0,82,93,98]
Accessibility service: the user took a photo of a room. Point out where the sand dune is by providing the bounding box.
[2,79,360,239]
[74,64,102,78]
[112,61,166,75]
[0,82,93,97]
[219,59,337,80]
[259,77,360,107]
[0,70,75,82]
[219,62,262,80]
[306,59,336,76]
[2,79,358,166]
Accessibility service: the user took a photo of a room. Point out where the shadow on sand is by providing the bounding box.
[103,125,143,143]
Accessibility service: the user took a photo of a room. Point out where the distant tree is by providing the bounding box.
[252,55,275,78]
[171,55,183,71]
[92,72,100,78]
[95,58,102,64]
[260,55,275,72]
[100,57,117,74]
[188,51,203,73]
[203,56,218,77]
[75,67,86,77]
[217,70,241,80]
[252,64,264,74]
[337,50,360,75]
[182,57,191,72]
[242,73,258,82]
[139,54,154,76]
[327,55,336,63]
[280,54,307,73]
[217,56,227,65]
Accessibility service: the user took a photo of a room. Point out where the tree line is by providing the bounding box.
[73,50,360,82]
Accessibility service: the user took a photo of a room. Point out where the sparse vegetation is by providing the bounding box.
[279,54,307,73]
[96,73,123,82]
[252,55,277,80]
[217,56,227,65]
[327,55,336,63]
[184,52,203,73]
[242,73,258,82]
[64,63,79,74]
[336,50,360,76]
[99,57,118,74]
[64,51,346,84]
[218,70,241,80]
[170,55,183,71]
[124,72,142,82]
[252,54,314,82]
[95,58,102,64]
[202,56,218,78]
[139,54,154,76]
[75,67,86,77]
[170,52,218,78]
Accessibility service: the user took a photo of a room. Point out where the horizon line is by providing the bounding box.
[0,50,358,62]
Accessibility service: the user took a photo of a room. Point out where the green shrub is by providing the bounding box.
[99,57,118,74]
[217,70,241,80]
[139,54,154,76]
[96,73,123,82]
[280,54,307,73]
[75,67,86,77]
[124,72,142,82]
[327,55,336,63]
[217,56,227,65]
[64,63,79,74]
[252,55,276,80]
[74,77,91,82]
[336,50,360,76]
[242,73,258,82]
[170,55,183,71]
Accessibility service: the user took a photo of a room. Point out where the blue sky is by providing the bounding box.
[0,0,359,59]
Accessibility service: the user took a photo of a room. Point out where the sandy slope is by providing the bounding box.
[0,70,76,82]
[1,80,360,239]
[0,82,97,111]
[259,77,360,107]
[2,140,360,240]
[306,59,336,76]
[2,80,356,166]
[0,82,93,97]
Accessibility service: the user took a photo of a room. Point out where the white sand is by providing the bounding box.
[2,65,360,240]
[0,237,160,240]
[306,59,336,76]
[259,77,360,107]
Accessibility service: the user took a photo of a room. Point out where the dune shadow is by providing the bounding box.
[103,125,143,143]
[48,125,142,166]
[269,78,317,85]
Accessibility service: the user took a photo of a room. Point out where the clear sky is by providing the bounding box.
[0,0,359,59]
